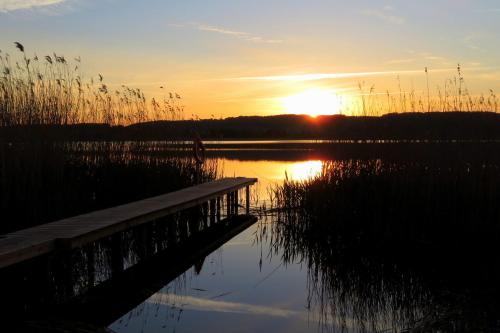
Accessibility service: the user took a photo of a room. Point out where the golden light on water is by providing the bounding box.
[220,159,324,199]
[281,88,341,117]
[287,160,323,180]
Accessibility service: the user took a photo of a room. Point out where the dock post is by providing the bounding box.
[246,186,250,215]
[179,213,189,241]
[54,249,74,300]
[202,202,209,228]
[110,233,124,277]
[209,199,216,226]
[84,243,95,288]
[216,197,221,222]
[234,190,239,216]
[226,193,231,217]
[137,223,153,260]
[230,192,235,216]
[167,215,178,246]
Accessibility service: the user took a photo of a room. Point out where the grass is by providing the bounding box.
[270,155,500,331]
[2,43,499,123]
[273,159,500,251]
[1,42,183,126]
[0,43,217,233]
[0,140,217,233]
[343,65,499,116]
[0,45,222,323]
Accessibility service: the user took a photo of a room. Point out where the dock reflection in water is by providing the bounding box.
[111,219,317,333]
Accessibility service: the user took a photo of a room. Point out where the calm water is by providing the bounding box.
[109,157,340,333]
[107,143,500,333]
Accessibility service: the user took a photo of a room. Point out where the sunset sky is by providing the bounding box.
[1,0,500,118]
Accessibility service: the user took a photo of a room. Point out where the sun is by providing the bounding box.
[281,88,341,117]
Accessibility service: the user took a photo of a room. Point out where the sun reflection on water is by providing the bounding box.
[286,160,323,181]
[219,158,323,200]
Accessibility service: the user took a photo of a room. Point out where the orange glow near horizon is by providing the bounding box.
[281,88,342,117]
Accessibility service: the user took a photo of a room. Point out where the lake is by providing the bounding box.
[110,157,329,333]
[107,141,500,332]
[3,140,500,332]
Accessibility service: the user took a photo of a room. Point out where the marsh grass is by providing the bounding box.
[345,65,498,116]
[0,140,217,233]
[274,159,500,250]
[0,43,216,233]
[270,157,500,331]
[1,42,184,126]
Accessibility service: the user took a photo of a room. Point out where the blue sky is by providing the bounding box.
[2,0,500,117]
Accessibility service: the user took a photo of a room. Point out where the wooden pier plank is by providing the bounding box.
[0,177,257,269]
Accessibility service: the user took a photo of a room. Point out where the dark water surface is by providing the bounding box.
[110,222,319,333]
[108,142,500,333]
[4,141,498,332]
[110,158,330,333]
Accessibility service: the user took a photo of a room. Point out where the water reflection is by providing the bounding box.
[110,222,324,333]
[110,146,500,333]
[219,159,323,201]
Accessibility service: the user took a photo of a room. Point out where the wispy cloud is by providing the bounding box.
[170,22,283,44]
[385,58,415,65]
[416,52,455,66]
[363,6,405,25]
[424,55,447,61]
[0,0,67,12]
[463,34,484,51]
[223,67,491,82]
[197,24,248,38]
[225,70,428,82]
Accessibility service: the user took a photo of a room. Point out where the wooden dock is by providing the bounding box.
[0,177,257,269]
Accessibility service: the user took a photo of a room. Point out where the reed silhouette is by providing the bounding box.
[0,43,215,233]
[270,154,500,331]
[0,141,217,233]
[1,42,184,126]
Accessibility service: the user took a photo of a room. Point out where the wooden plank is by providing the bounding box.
[0,177,257,269]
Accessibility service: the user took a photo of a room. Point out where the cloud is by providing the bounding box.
[385,58,416,65]
[225,70,426,82]
[468,62,482,67]
[474,71,500,81]
[415,52,454,66]
[0,0,67,12]
[223,67,492,82]
[197,24,248,38]
[424,55,447,61]
[463,34,484,51]
[363,7,405,24]
[171,22,283,44]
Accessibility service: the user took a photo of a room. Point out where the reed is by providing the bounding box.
[273,159,500,250]
[342,65,499,116]
[270,156,500,331]
[0,43,217,233]
[0,140,217,233]
[1,42,183,126]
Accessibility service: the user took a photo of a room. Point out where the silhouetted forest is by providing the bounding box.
[2,112,500,141]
